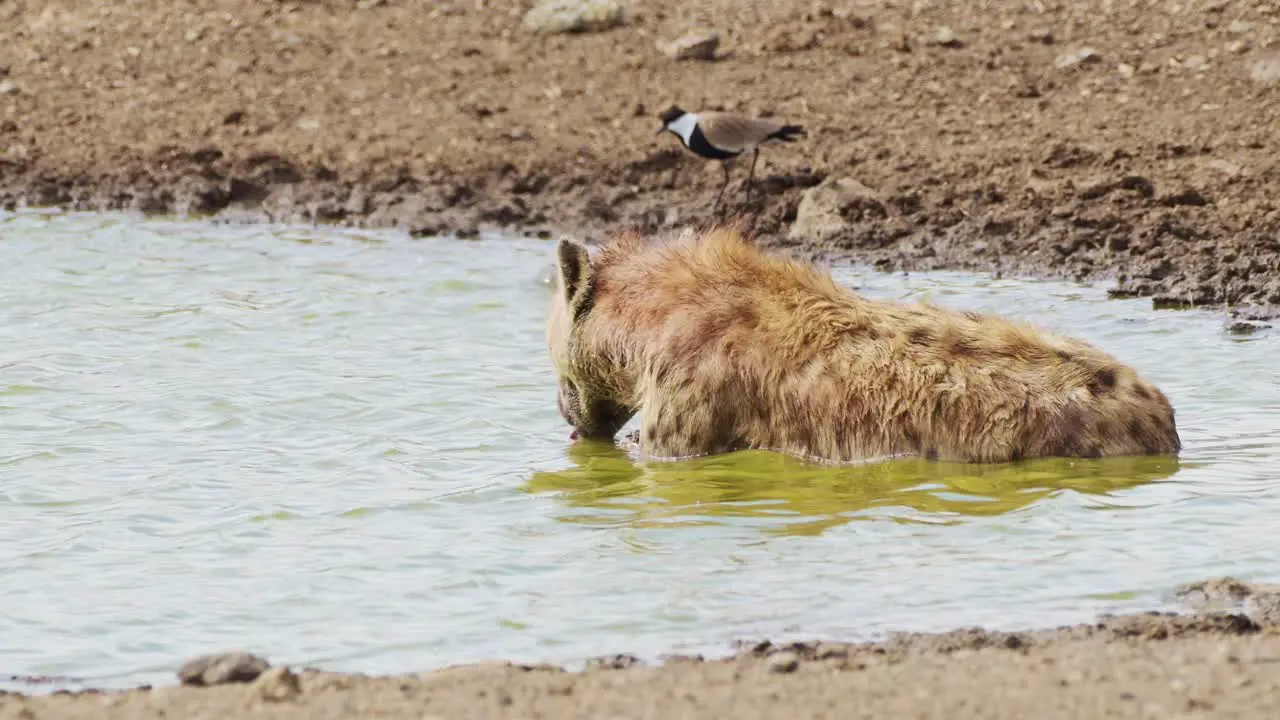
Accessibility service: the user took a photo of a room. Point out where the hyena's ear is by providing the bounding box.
[556,238,595,321]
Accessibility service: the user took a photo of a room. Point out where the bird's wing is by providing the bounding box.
[697,112,787,152]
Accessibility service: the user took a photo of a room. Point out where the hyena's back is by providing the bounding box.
[557,227,1181,463]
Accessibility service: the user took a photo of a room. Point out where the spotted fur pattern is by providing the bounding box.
[545,225,1181,463]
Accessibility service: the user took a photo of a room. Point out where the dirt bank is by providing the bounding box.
[3,0,1280,318]
[4,577,1280,719]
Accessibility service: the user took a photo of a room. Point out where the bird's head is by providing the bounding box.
[656,104,688,135]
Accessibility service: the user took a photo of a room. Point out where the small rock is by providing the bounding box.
[1028,29,1055,44]
[522,0,624,35]
[1249,54,1280,86]
[815,643,850,660]
[254,667,301,702]
[1174,577,1260,610]
[1173,577,1280,627]
[1224,320,1270,336]
[177,651,270,686]
[0,80,19,95]
[658,30,721,61]
[767,651,800,674]
[1117,62,1136,78]
[1183,54,1209,72]
[1055,47,1102,70]
[1244,591,1280,625]
[585,654,642,670]
[1226,20,1255,35]
[926,26,962,48]
[789,176,886,243]
[501,126,532,142]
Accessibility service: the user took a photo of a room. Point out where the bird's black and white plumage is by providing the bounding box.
[656,105,806,209]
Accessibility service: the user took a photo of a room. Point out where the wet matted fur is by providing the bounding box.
[545,225,1181,463]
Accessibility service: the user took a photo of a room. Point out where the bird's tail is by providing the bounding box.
[769,124,806,142]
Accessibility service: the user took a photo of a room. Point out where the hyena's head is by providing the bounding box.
[546,238,635,441]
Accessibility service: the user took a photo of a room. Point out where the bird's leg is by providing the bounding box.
[713,162,731,217]
[743,148,760,207]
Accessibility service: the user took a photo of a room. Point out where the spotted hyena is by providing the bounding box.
[545,225,1181,463]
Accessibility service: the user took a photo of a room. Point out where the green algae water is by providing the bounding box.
[1,209,1277,690]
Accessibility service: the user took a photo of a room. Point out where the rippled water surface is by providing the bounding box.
[1,210,1277,690]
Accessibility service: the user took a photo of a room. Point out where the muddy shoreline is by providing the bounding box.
[3,578,1280,719]
[5,139,1280,324]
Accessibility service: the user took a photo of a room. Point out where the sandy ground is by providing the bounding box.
[4,0,1280,716]
[4,579,1280,719]
[3,0,1280,319]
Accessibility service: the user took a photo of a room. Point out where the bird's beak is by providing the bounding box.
[655,125,666,136]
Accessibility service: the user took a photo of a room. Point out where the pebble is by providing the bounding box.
[1028,29,1055,44]
[815,643,850,660]
[927,26,961,48]
[767,651,800,674]
[522,0,624,35]
[1249,54,1280,86]
[177,651,271,686]
[1223,319,1264,333]
[657,31,721,62]
[585,654,642,671]
[254,666,302,702]
[1055,48,1102,70]
[1244,590,1280,625]
[1227,20,1255,35]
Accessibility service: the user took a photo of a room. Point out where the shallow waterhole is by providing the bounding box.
[0,209,1276,691]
